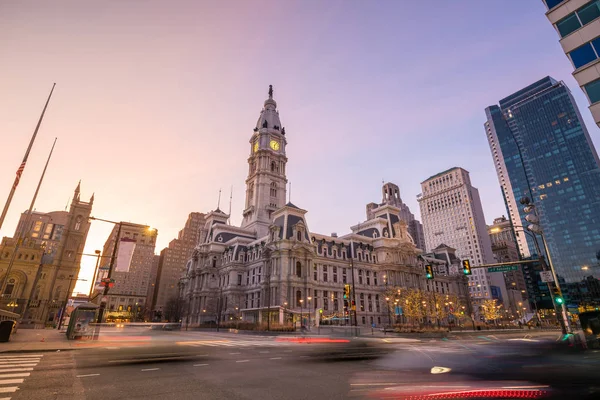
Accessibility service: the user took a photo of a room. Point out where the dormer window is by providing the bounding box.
[296,231,302,241]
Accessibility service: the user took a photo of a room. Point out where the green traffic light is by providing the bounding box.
[555,297,564,305]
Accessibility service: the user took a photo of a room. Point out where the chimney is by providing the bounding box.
[331,232,338,238]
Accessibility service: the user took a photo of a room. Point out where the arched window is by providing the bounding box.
[3,278,16,296]
[296,231,302,241]
[270,182,277,197]
[75,216,82,231]
[271,161,277,172]
[296,290,302,307]
[296,261,302,277]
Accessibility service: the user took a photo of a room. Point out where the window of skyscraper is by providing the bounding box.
[556,13,582,37]
[569,42,597,68]
[578,0,600,25]
[584,78,600,103]
[544,0,566,10]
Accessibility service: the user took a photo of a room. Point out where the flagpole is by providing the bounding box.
[0,138,58,301]
[0,83,56,233]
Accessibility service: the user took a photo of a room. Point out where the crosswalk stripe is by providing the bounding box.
[0,373,30,379]
[0,379,24,385]
[0,387,18,393]
[0,364,37,368]
[0,368,33,374]
[0,361,40,365]
[0,355,42,359]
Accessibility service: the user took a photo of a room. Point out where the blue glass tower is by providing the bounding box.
[485,77,600,304]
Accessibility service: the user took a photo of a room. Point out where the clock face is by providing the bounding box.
[270,140,280,151]
[253,142,259,153]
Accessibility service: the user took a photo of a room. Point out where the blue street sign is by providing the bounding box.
[395,306,402,316]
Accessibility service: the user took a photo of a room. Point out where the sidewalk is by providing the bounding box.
[1,328,153,353]
[1,328,75,353]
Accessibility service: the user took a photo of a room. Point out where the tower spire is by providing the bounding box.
[217,188,222,211]
[228,186,233,225]
[268,84,273,99]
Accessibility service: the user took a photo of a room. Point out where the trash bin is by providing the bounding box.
[0,320,16,342]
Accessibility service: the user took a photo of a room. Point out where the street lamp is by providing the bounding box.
[89,216,157,324]
[307,296,312,329]
[299,299,304,328]
[385,297,392,328]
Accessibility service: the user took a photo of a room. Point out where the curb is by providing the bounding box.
[0,348,74,354]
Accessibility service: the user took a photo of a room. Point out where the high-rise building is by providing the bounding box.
[0,182,93,326]
[484,77,600,291]
[94,222,158,321]
[418,167,506,309]
[366,182,426,251]
[152,212,205,319]
[146,254,160,318]
[542,0,600,127]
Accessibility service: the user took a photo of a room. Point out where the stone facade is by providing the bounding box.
[0,183,93,327]
[180,87,470,328]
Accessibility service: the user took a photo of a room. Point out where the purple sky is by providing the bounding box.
[2,1,599,294]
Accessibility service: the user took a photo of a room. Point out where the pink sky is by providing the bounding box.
[1,1,599,295]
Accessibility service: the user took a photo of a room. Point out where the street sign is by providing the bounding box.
[540,271,554,283]
[487,265,519,273]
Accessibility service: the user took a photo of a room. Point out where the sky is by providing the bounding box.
[1,0,599,295]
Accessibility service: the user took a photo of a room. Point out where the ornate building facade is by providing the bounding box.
[180,87,469,327]
[0,183,93,327]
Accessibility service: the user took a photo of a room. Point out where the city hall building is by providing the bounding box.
[180,87,469,327]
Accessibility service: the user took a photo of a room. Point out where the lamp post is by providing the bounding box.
[307,296,312,330]
[385,297,391,329]
[299,299,304,328]
[89,216,157,324]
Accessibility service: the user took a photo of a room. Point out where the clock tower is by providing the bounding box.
[241,85,288,238]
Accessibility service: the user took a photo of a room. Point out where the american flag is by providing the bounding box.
[13,161,26,189]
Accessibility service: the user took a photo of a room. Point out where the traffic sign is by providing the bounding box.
[539,271,554,283]
[487,265,518,273]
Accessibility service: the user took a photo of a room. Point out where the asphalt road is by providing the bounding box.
[5,330,598,400]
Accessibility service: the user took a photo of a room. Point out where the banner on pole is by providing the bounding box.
[115,238,136,272]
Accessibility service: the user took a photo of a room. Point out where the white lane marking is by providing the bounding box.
[229,352,241,355]
[193,364,209,367]
[0,360,40,364]
[259,351,269,353]
[77,374,100,378]
[0,387,18,393]
[269,357,282,360]
[141,368,160,372]
[0,378,24,384]
[0,397,12,400]
[0,373,30,379]
[235,360,250,363]
[50,363,72,367]
[0,355,43,359]
[0,358,41,362]
[0,368,33,374]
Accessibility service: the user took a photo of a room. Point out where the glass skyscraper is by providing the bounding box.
[485,77,600,304]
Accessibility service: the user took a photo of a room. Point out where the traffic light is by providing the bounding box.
[462,259,472,276]
[343,284,350,299]
[424,264,434,280]
[553,286,564,305]
[520,196,542,234]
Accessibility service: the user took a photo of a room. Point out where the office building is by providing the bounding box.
[95,222,158,321]
[543,0,600,127]
[152,212,205,319]
[418,167,506,310]
[485,77,600,292]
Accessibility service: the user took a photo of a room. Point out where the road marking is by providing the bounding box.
[229,352,241,355]
[0,387,19,393]
[0,368,33,374]
[0,373,30,378]
[141,368,160,371]
[77,374,100,378]
[193,364,209,367]
[259,351,269,353]
[269,357,282,360]
[235,360,250,363]
[0,378,24,384]
[0,358,41,362]
[299,356,310,358]
[50,363,72,367]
